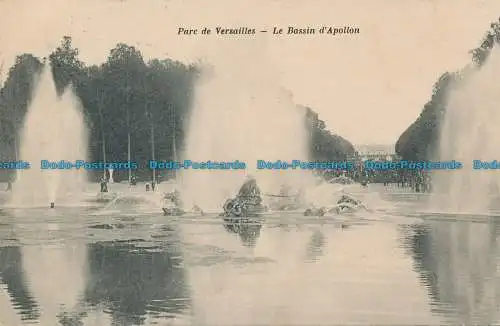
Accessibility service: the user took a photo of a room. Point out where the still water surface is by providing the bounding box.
[0,185,499,325]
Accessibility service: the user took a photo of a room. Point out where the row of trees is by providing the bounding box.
[395,18,500,160]
[395,72,455,160]
[304,106,355,161]
[0,36,355,181]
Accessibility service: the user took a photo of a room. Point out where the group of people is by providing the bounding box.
[98,174,160,193]
[145,181,156,192]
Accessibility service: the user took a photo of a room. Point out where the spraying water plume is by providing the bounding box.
[431,46,500,213]
[181,40,312,209]
[9,64,89,207]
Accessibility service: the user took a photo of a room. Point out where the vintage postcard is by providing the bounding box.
[0,0,499,325]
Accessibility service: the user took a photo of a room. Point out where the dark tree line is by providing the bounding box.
[0,36,355,181]
[304,106,355,160]
[396,18,500,160]
[395,72,455,160]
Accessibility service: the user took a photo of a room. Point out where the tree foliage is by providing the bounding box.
[396,18,500,160]
[304,106,355,160]
[0,36,354,181]
[395,72,455,160]
[0,54,43,161]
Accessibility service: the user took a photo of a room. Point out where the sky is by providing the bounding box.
[1,0,500,146]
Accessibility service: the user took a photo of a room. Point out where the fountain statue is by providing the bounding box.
[181,41,313,210]
[9,64,89,207]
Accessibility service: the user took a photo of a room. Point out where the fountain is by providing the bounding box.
[431,46,500,213]
[181,40,312,210]
[108,168,114,183]
[9,64,89,207]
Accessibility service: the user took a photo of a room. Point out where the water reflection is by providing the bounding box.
[0,223,190,325]
[403,220,500,325]
[222,219,262,247]
[21,239,88,326]
[184,219,436,325]
[304,229,326,262]
[0,246,40,322]
[57,310,87,326]
[84,237,191,325]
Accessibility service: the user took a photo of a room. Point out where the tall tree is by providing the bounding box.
[0,54,42,162]
[49,36,84,95]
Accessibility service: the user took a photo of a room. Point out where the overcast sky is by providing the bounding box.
[1,0,499,145]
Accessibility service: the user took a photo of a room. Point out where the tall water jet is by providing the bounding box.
[181,40,311,209]
[431,47,500,213]
[10,65,89,207]
[108,168,114,183]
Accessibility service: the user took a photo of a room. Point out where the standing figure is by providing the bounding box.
[100,176,108,193]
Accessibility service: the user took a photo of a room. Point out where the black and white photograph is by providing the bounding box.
[0,0,500,325]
